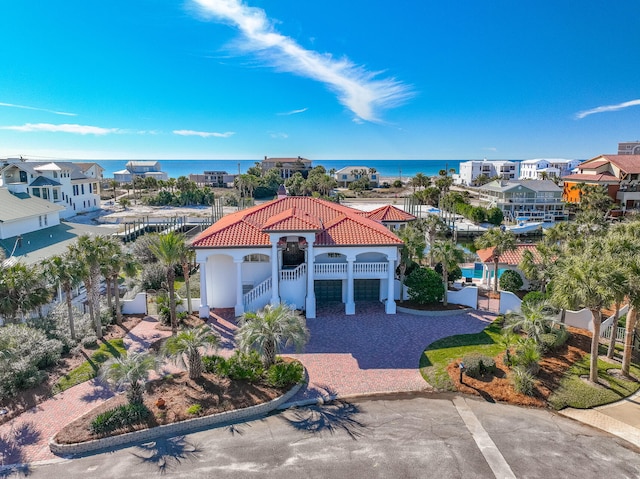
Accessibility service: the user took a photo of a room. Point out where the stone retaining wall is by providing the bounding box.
[49,380,303,456]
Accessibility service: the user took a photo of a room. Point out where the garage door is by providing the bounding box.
[354,279,379,301]
[314,280,342,303]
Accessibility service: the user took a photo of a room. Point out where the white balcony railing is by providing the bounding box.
[314,263,347,276]
[243,276,272,309]
[280,263,306,281]
[353,262,388,275]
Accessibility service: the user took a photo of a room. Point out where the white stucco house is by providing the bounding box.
[0,160,101,219]
[519,158,582,180]
[0,187,64,240]
[333,166,380,188]
[192,195,404,319]
[113,160,168,182]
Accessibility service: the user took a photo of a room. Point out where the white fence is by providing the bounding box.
[447,286,478,309]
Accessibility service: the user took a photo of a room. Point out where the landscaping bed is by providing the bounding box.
[0,315,143,425]
[399,301,469,311]
[421,322,640,410]
[54,370,289,444]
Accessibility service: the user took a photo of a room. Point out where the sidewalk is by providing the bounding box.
[559,388,640,448]
[0,317,172,467]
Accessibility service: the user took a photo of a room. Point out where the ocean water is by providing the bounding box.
[80,159,478,180]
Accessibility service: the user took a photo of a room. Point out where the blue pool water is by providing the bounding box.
[460,267,507,279]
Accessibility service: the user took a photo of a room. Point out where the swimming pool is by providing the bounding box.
[460,267,506,279]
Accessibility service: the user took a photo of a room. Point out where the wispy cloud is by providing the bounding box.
[0,102,76,117]
[575,99,640,119]
[269,132,288,139]
[0,123,119,135]
[191,0,412,122]
[482,147,497,152]
[173,129,235,138]
[278,107,308,116]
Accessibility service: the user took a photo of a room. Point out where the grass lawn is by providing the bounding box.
[52,339,126,394]
[419,321,503,390]
[548,356,640,410]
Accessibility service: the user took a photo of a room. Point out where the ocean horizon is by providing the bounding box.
[73,159,524,180]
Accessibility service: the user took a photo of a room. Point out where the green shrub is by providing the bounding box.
[522,291,546,306]
[434,263,462,283]
[540,333,557,353]
[203,355,228,375]
[405,267,444,304]
[553,327,570,348]
[226,351,264,381]
[461,353,497,379]
[499,270,523,293]
[0,325,63,397]
[510,366,536,396]
[90,403,151,436]
[514,339,541,375]
[187,404,202,415]
[540,328,570,352]
[266,360,304,388]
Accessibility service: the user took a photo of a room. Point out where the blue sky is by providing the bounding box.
[1,0,639,161]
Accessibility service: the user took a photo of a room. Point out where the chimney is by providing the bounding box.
[277,184,288,199]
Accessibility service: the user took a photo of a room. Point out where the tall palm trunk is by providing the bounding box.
[493,258,499,293]
[589,309,601,383]
[64,285,76,340]
[622,306,638,377]
[607,302,621,359]
[183,263,192,316]
[442,268,449,306]
[188,351,202,380]
[113,274,122,326]
[168,267,177,335]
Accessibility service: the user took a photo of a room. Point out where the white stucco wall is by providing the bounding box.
[208,254,237,308]
[448,286,478,309]
[499,291,522,315]
[0,213,61,240]
[121,293,148,315]
[564,308,593,331]
[241,260,271,287]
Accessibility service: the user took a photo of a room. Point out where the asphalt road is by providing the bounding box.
[8,394,640,479]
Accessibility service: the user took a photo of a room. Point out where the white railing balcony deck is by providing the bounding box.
[314,261,388,279]
[314,263,347,278]
[280,263,306,281]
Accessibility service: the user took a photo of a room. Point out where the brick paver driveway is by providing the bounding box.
[218,303,495,403]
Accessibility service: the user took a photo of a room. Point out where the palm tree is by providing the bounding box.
[0,262,49,323]
[180,248,195,316]
[421,215,448,266]
[150,232,188,335]
[100,352,160,405]
[551,251,617,383]
[108,179,119,199]
[236,303,309,368]
[69,235,112,338]
[102,240,138,326]
[162,326,219,380]
[503,300,559,345]
[474,228,517,293]
[431,240,464,306]
[43,253,84,339]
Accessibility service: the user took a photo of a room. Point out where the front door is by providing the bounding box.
[282,242,305,268]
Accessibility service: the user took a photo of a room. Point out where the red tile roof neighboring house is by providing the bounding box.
[579,155,640,174]
[192,197,404,248]
[561,172,619,183]
[476,244,542,265]
[365,205,416,223]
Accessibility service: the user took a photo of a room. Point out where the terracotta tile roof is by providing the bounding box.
[192,197,403,248]
[562,172,619,182]
[365,205,416,222]
[580,155,640,174]
[476,244,542,265]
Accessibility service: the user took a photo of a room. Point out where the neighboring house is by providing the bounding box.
[475,244,541,290]
[192,196,403,319]
[519,158,582,180]
[333,166,380,188]
[113,160,168,182]
[478,179,567,222]
[364,205,416,230]
[455,160,519,186]
[562,154,640,211]
[261,156,312,179]
[0,160,101,219]
[618,142,640,155]
[75,162,105,181]
[0,187,64,240]
[189,170,236,187]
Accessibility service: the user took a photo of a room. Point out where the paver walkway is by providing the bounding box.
[0,317,172,467]
[207,303,496,403]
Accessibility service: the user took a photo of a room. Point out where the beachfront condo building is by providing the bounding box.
[455,159,519,186]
